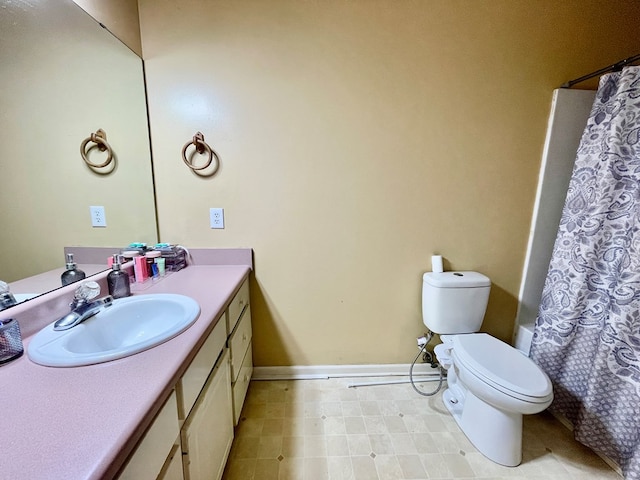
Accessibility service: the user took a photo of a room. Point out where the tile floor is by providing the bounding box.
[222,377,620,479]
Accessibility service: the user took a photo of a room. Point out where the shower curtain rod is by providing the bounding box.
[561,53,640,88]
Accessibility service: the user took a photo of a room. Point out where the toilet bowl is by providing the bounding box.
[436,333,553,466]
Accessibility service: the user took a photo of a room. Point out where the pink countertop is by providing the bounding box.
[0,263,250,480]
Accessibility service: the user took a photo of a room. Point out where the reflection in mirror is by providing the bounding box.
[0,0,157,306]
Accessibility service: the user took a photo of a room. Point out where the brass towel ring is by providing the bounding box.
[80,129,113,168]
[182,132,218,171]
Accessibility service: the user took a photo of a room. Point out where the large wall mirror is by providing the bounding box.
[0,0,157,305]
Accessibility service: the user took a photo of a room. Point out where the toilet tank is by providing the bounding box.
[422,271,491,334]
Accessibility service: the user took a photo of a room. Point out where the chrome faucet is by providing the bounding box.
[53,281,113,331]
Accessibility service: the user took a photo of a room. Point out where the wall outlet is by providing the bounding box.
[210,208,224,229]
[90,206,107,227]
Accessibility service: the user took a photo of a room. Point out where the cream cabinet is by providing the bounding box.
[158,444,184,480]
[179,317,227,419]
[116,277,251,480]
[178,316,232,480]
[226,280,253,425]
[181,349,232,480]
[232,346,252,423]
[118,391,181,480]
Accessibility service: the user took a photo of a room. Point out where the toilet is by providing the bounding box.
[423,271,553,467]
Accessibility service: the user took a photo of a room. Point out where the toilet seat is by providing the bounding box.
[451,333,552,403]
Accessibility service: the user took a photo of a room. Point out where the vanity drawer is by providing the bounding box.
[178,317,226,420]
[227,279,249,334]
[118,390,179,480]
[232,344,253,426]
[229,305,252,382]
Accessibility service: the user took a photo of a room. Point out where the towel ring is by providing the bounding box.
[80,129,113,168]
[182,132,218,171]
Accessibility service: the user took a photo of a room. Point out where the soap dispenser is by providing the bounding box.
[61,253,86,286]
[107,255,131,299]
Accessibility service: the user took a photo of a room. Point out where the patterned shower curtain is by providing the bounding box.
[530,66,640,479]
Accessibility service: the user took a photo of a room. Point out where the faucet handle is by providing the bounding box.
[0,280,17,311]
[73,281,101,303]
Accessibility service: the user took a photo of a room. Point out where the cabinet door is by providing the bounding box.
[182,349,233,480]
[118,390,179,480]
[158,444,184,480]
[232,344,253,426]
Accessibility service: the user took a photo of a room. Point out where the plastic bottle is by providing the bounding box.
[145,250,161,278]
[120,250,140,284]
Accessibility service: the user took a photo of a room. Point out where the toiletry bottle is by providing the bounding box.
[134,255,148,283]
[145,250,161,279]
[155,256,166,277]
[120,250,140,284]
[107,255,131,299]
[61,253,86,286]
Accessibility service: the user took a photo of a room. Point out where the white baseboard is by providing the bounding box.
[252,363,442,381]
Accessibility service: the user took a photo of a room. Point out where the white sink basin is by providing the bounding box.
[28,294,200,367]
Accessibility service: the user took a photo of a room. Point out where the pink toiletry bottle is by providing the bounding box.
[133,255,148,283]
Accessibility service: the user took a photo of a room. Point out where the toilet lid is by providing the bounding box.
[452,333,552,400]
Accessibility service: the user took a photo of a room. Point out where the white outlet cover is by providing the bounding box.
[209,208,224,229]
[90,206,107,227]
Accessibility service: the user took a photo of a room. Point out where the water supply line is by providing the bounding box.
[410,331,446,397]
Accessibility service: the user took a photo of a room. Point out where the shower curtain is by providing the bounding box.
[530,66,640,479]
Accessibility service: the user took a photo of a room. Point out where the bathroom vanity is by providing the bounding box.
[0,249,253,480]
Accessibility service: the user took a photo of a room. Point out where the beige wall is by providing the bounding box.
[73,0,143,57]
[139,0,640,366]
[0,0,156,283]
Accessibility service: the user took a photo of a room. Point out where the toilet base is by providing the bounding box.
[443,387,522,467]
